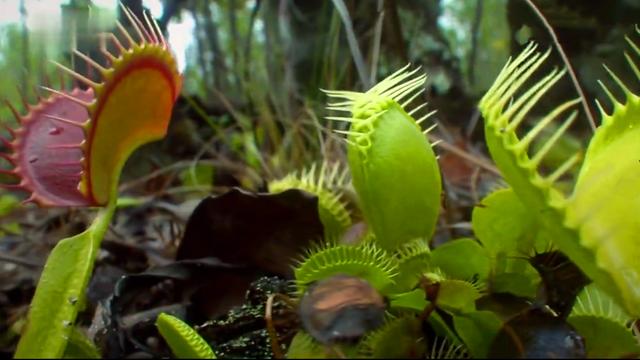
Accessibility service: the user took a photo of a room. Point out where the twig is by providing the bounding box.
[0,253,42,268]
[467,0,483,86]
[265,294,284,359]
[523,0,597,132]
[369,0,385,85]
[428,134,501,175]
[118,158,261,192]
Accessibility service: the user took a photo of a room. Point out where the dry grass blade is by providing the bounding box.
[330,0,369,88]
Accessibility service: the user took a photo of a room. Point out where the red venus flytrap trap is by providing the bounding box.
[1,4,182,358]
[1,6,181,207]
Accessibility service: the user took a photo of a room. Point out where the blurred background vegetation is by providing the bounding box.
[0,0,639,197]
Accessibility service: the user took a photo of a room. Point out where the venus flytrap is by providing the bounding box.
[567,284,638,358]
[269,161,352,238]
[479,34,640,318]
[324,65,441,251]
[1,5,181,358]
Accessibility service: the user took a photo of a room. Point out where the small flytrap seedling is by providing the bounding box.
[1,5,181,358]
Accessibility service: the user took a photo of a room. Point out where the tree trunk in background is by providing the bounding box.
[199,1,229,92]
[62,0,92,87]
[228,0,243,95]
[19,0,30,92]
[190,2,211,93]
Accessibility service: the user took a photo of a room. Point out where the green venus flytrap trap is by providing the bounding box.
[478,34,640,319]
[323,65,442,252]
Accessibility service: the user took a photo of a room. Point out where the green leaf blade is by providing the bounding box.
[14,206,114,359]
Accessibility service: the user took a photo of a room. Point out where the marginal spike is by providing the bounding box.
[119,3,146,43]
[504,68,566,133]
[386,74,427,101]
[401,87,425,108]
[142,10,160,44]
[423,123,438,134]
[431,139,443,147]
[39,87,92,108]
[602,64,632,96]
[150,11,167,47]
[31,83,44,102]
[625,35,640,57]
[133,10,154,43]
[322,90,362,100]
[332,135,355,147]
[516,99,580,150]
[0,135,12,148]
[0,183,24,190]
[42,114,89,128]
[98,33,120,61]
[594,99,608,117]
[0,152,16,165]
[0,124,16,140]
[416,110,437,125]
[116,21,136,47]
[624,52,640,80]
[383,73,425,99]
[333,129,360,137]
[73,50,108,74]
[408,102,428,117]
[326,106,352,113]
[597,80,619,105]
[4,101,22,125]
[544,152,582,185]
[492,49,549,114]
[529,112,578,168]
[373,63,412,90]
[50,60,100,88]
[325,116,354,123]
[0,168,17,177]
[21,194,38,205]
[328,100,355,107]
[373,66,421,96]
[105,31,125,52]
